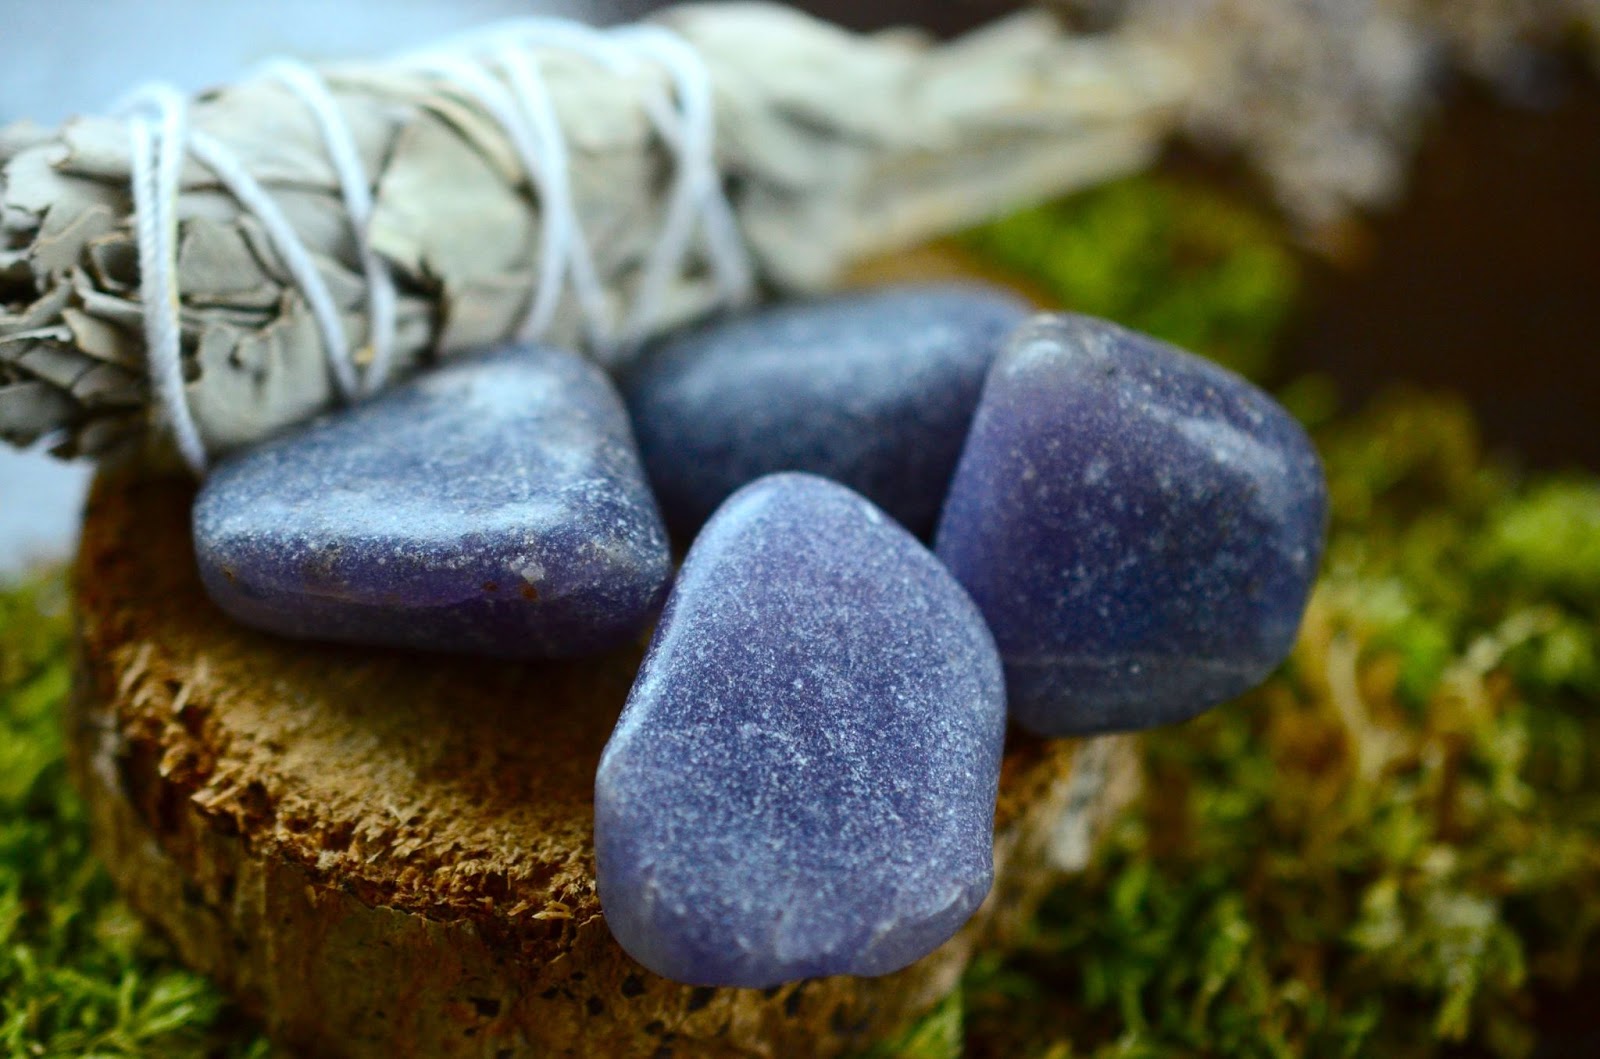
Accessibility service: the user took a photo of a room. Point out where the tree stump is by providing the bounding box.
[64,252,1140,1057]
[66,470,1138,1057]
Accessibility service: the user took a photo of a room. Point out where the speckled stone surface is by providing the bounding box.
[594,473,1006,987]
[936,314,1327,736]
[192,343,670,659]
[623,284,1030,540]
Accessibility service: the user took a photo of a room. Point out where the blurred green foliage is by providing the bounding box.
[962,176,1300,380]
[0,574,267,1058]
[945,394,1600,1059]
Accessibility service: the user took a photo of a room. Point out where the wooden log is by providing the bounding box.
[64,254,1140,1057]
[66,470,1137,1057]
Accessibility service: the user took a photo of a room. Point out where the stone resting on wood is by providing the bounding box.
[17,2,1343,1051]
[65,462,1139,1058]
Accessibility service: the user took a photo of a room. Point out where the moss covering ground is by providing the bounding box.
[2,176,1597,1056]
[945,395,1600,1059]
[961,177,1299,381]
[0,576,269,1056]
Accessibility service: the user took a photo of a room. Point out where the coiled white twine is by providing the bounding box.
[115,19,755,474]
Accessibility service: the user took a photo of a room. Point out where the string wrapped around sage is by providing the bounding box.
[0,2,1188,468]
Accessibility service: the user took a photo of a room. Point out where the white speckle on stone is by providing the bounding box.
[1006,337,1064,376]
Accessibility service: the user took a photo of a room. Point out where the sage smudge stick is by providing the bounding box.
[0,3,1187,465]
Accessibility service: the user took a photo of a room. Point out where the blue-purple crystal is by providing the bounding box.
[192,344,671,659]
[623,284,1030,539]
[595,473,1006,987]
[936,314,1327,736]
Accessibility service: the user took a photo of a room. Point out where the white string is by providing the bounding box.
[258,58,400,396]
[120,19,754,474]
[494,40,610,343]
[187,129,362,403]
[401,47,608,345]
[400,18,676,352]
[115,85,206,473]
[609,25,755,344]
[485,20,756,346]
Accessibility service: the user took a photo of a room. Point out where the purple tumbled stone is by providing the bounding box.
[192,344,671,659]
[935,314,1328,736]
[594,473,1006,988]
[623,284,1030,540]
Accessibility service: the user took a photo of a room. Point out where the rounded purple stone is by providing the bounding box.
[595,473,1006,987]
[936,314,1328,736]
[623,284,1030,541]
[192,343,670,659]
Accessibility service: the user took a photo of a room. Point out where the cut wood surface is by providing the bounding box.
[64,253,1140,1057]
[67,471,1138,1058]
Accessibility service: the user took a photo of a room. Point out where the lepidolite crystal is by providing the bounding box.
[595,473,1006,987]
[192,344,670,658]
[936,314,1327,736]
[623,284,1030,540]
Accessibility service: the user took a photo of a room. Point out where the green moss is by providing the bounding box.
[863,991,966,1059]
[946,396,1600,1059]
[1478,480,1600,607]
[961,176,1300,379]
[0,572,268,1058]
[926,181,1600,1058]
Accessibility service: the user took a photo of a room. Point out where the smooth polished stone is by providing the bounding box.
[936,314,1327,736]
[623,284,1030,540]
[193,343,671,659]
[595,473,1006,987]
